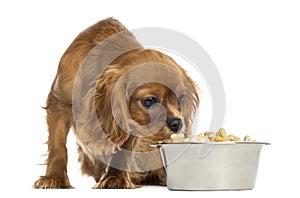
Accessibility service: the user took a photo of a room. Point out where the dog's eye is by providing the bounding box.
[142,97,158,108]
[178,93,185,105]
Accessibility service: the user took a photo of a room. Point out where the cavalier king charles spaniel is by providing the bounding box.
[34,17,199,189]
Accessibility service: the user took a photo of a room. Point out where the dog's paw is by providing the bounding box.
[33,176,73,189]
[93,176,138,189]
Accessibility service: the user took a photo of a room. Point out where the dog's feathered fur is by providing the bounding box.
[34,18,199,189]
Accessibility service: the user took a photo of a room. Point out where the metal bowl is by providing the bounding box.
[155,142,270,191]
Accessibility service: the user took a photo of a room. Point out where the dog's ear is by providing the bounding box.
[182,76,200,137]
[73,66,131,157]
[94,66,131,151]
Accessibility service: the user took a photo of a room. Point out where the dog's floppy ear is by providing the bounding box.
[73,65,130,157]
[94,65,131,151]
[181,76,200,137]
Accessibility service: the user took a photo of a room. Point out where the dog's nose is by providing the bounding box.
[166,118,182,132]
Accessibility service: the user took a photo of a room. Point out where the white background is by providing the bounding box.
[0,0,299,197]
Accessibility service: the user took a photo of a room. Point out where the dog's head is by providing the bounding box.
[94,49,199,148]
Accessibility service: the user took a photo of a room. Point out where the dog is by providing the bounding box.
[34,17,199,189]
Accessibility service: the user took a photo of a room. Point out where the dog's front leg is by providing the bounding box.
[34,96,72,189]
[93,151,137,189]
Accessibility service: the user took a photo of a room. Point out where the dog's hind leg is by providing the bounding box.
[34,91,73,189]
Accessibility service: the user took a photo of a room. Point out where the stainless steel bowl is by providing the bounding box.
[155,142,270,190]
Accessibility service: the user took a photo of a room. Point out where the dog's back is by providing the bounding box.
[52,18,131,104]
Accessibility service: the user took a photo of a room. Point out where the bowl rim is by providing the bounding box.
[150,141,271,147]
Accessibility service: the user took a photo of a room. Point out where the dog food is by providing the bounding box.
[159,128,255,143]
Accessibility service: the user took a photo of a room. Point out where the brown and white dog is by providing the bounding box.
[34,17,199,189]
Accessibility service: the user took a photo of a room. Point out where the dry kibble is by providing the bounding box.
[204,132,216,140]
[224,136,231,141]
[160,128,255,143]
[171,137,184,143]
[177,133,185,139]
[210,137,216,142]
[170,133,185,142]
[215,136,225,142]
[195,133,209,142]
[189,135,198,142]
[243,135,251,141]
[228,135,241,141]
[218,128,228,138]
[196,133,205,141]
[243,135,256,142]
